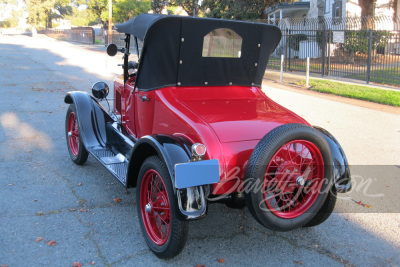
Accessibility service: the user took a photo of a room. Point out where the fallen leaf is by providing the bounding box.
[113,198,122,202]
[47,240,56,246]
[352,199,373,208]
[294,260,304,265]
[217,258,225,263]
[77,182,82,186]
[89,261,95,265]
[35,237,44,242]
[72,262,82,267]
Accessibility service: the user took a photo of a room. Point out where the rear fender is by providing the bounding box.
[313,126,352,193]
[127,135,208,220]
[64,91,114,150]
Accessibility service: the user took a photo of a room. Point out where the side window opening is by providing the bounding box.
[202,28,242,58]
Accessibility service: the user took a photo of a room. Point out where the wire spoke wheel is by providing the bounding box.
[67,112,79,156]
[65,103,88,165]
[263,140,324,219]
[140,169,171,245]
[244,124,333,231]
[137,156,188,259]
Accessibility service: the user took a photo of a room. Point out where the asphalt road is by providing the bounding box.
[0,34,399,267]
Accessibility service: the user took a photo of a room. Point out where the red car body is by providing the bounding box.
[115,75,308,194]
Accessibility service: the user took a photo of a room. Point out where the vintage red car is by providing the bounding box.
[64,14,352,258]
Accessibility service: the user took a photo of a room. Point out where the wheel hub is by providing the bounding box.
[275,162,301,193]
[145,203,152,213]
[296,176,305,186]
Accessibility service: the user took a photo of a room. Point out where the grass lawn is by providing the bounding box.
[296,79,400,107]
[267,57,321,72]
[347,67,400,86]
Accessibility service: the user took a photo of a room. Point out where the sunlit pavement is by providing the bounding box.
[0,34,399,266]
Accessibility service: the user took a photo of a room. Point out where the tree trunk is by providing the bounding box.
[358,0,375,17]
[47,15,52,28]
[358,0,375,29]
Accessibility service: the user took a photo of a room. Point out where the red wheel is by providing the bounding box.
[65,104,88,165]
[140,169,171,245]
[67,111,79,157]
[263,140,324,219]
[245,124,333,231]
[137,156,188,258]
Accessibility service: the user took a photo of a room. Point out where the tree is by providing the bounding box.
[0,17,18,27]
[392,0,398,19]
[358,0,375,17]
[169,0,198,16]
[46,0,73,28]
[151,0,167,14]
[25,0,56,27]
[87,0,108,27]
[200,0,294,20]
[113,0,151,23]
[65,6,97,26]
[0,0,21,28]
[341,30,392,63]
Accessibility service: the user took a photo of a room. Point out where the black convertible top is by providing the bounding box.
[115,14,281,90]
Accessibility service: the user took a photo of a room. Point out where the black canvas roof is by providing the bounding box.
[115,14,282,90]
[114,14,164,42]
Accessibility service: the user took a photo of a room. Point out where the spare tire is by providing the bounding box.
[244,123,333,231]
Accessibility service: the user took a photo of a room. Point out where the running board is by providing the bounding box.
[90,148,128,185]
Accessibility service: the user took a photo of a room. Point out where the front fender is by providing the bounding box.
[127,135,208,220]
[64,91,113,150]
[313,126,352,193]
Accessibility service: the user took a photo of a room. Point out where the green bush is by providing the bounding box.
[342,30,392,55]
[0,17,18,28]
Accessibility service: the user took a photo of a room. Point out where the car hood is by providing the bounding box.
[173,86,308,143]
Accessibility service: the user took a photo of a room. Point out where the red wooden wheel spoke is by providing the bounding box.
[263,140,324,219]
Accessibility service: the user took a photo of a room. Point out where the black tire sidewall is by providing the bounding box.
[304,187,337,227]
[245,124,333,231]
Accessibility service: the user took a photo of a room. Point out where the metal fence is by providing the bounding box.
[42,29,71,40]
[71,27,95,44]
[42,27,95,45]
[262,16,400,86]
